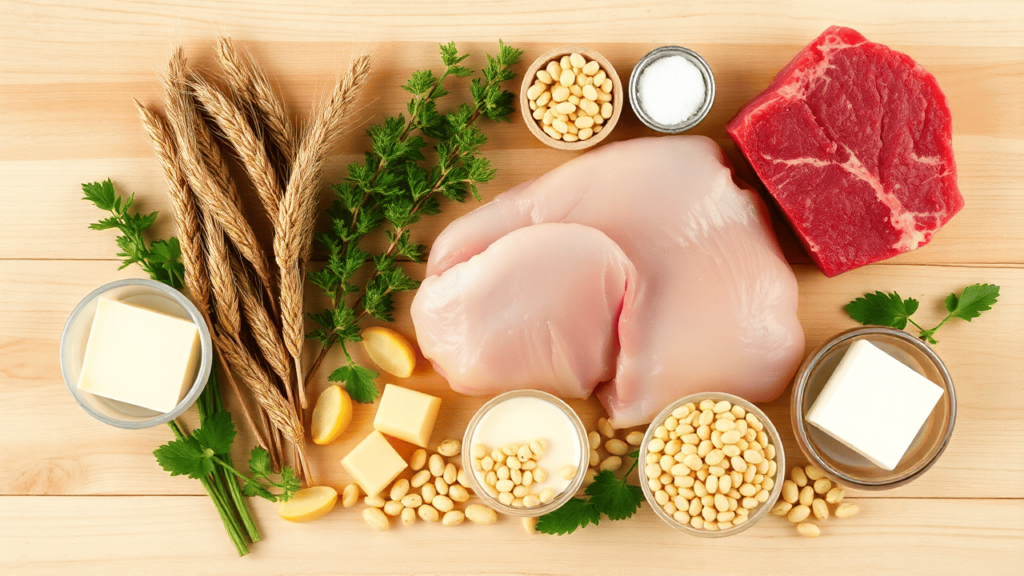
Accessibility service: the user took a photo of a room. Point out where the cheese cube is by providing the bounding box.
[806,339,944,470]
[78,298,201,413]
[373,384,441,448]
[341,430,408,497]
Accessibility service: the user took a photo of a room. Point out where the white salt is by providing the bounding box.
[637,55,706,126]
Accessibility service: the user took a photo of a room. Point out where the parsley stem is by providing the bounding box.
[906,317,927,333]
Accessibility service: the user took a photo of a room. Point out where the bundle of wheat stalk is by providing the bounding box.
[134,39,371,479]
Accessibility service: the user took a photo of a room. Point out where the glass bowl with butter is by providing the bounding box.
[461,390,589,517]
[60,278,212,429]
[791,326,956,490]
[639,392,785,537]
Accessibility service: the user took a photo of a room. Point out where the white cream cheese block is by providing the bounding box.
[77,297,201,413]
[806,339,944,471]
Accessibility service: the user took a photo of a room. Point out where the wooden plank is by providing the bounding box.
[1,0,1022,48]
[1,495,1021,574]
[3,259,1021,499]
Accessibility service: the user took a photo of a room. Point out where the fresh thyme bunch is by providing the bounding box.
[306,41,522,402]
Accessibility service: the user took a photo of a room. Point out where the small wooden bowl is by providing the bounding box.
[520,45,623,151]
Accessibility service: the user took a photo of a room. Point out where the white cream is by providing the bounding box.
[806,339,944,471]
[470,396,582,495]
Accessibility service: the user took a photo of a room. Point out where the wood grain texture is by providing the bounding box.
[1,0,1022,573]
[1,496,1021,575]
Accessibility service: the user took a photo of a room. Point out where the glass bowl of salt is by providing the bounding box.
[629,46,715,133]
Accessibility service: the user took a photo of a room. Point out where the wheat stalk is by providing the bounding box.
[136,95,271,460]
[213,328,306,461]
[216,37,297,173]
[133,100,210,315]
[274,52,372,409]
[163,47,275,301]
[189,73,283,223]
[231,253,292,393]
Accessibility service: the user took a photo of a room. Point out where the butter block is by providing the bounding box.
[806,339,944,471]
[373,384,441,448]
[341,430,408,497]
[78,298,201,413]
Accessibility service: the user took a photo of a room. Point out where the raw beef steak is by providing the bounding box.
[727,26,963,277]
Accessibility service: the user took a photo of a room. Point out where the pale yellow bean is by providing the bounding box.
[536,91,551,106]
[383,500,403,516]
[364,495,385,508]
[546,61,561,79]
[588,431,601,450]
[835,503,860,519]
[771,501,793,516]
[826,486,845,504]
[797,522,820,538]
[363,507,389,531]
[410,449,427,471]
[465,504,498,525]
[418,504,440,522]
[559,69,575,87]
[814,477,832,494]
[562,465,578,480]
[600,456,622,472]
[579,128,594,140]
[582,60,600,75]
[606,438,629,455]
[805,465,824,481]
[787,504,810,523]
[536,70,553,84]
[791,466,808,487]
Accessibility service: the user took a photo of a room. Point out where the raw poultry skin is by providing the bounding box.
[410,223,636,398]
[416,136,804,428]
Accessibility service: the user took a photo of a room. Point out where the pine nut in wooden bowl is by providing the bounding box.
[520,46,623,151]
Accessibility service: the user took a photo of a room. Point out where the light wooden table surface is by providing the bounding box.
[2,1,1023,574]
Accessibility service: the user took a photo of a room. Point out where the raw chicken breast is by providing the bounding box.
[411,223,636,398]
[419,136,804,428]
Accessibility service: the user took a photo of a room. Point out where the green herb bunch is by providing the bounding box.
[84,180,298,555]
[83,179,185,288]
[845,283,1000,343]
[536,450,645,535]
[305,41,523,403]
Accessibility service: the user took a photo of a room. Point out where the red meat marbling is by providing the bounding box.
[727,26,963,277]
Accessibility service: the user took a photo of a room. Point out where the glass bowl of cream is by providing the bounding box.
[461,389,588,517]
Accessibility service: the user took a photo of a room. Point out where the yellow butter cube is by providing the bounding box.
[373,384,441,448]
[341,430,408,497]
[78,298,201,413]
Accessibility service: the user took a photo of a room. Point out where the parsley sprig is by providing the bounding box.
[536,450,645,535]
[155,412,299,502]
[82,179,185,289]
[305,41,522,402]
[845,283,1000,344]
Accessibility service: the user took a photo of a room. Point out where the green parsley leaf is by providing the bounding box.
[846,284,999,344]
[844,291,919,330]
[82,179,185,289]
[946,283,1000,321]
[586,470,644,521]
[191,411,236,456]
[328,361,380,403]
[534,498,601,535]
[248,446,272,477]
[154,437,214,479]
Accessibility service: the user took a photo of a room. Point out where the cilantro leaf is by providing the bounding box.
[276,467,301,502]
[586,470,644,521]
[844,291,919,330]
[535,498,601,535]
[947,283,1000,322]
[154,437,214,479]
[248,446,272,478]
[191,411,236,456]
[328,361,380,403]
